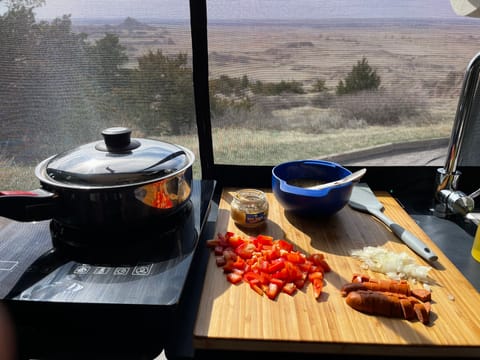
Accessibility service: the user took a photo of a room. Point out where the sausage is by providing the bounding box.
[342,274,431,302]
[345,290,430,324]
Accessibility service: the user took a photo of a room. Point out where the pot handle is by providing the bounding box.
[142,150,186,171]
[0,189,59,222]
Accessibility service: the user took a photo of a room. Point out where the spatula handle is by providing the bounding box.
[390,223,438,262]
[370,208,438,263]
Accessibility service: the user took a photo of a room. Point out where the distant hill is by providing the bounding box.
[117,17,152,30]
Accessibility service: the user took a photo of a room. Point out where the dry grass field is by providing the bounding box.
[79,19,480,104]
[207,22,475,87]
[205,21,476,113]
[204,21,478,165]
[94,19,479,127]
[81,19,480,107]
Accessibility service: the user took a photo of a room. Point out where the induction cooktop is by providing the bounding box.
[0,180,215,306]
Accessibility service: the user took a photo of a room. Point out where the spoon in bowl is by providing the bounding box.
[306,168,367,190]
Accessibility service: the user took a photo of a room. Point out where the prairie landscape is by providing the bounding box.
[79,18,479,106]
[3,17,480,189]
[82,18,479,95]
[82,18,480,166]
[206,19,477,122]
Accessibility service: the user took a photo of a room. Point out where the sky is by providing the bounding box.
[0,0,461,21]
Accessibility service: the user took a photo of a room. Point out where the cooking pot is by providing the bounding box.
[0,127,195,233]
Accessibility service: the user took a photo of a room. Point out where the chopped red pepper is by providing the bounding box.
[226,272,243,284]
[228,233,245,248]
[282,282,297,295]
[208,232,332,300]
[255,234,274,246]
[312,279,323,299]
[267,259,285,273]
[235,242,256,259]
[265,282,280,300]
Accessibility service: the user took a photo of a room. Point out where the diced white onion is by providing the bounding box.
[350,246,432,282]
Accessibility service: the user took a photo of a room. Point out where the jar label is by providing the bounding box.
[245,212,266,224]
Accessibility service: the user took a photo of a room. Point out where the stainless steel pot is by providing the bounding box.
[0,127,195,232]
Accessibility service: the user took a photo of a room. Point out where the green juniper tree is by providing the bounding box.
[336,57,381,95]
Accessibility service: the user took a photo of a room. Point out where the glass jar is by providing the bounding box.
[230,189,269,228]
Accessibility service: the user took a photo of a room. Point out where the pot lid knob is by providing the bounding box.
[97,127,140,152]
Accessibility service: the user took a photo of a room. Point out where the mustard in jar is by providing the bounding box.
[231,189,269,228]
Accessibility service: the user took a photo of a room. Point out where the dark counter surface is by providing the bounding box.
[1,179,479,360]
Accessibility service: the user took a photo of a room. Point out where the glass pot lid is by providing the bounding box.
[36,127,194,188]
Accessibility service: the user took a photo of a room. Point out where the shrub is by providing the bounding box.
[311,79,327,93]
[251,80,305,95]
[130,50,195,134]
[332,88,426,126]
[210,94,253,121]
[336,57,381,95]
[210,75,250,97]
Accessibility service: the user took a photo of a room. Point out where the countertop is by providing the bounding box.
[1,181,479,359]
[167,187,480,358]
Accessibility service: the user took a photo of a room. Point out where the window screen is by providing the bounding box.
[206,0,480,167]
[0,0,197,190]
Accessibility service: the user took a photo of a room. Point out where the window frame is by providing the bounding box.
[189,0,479,202]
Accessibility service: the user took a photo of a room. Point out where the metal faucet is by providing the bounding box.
[433,52,480,218]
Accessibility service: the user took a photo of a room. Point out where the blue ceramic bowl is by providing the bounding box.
[272,160,353,217]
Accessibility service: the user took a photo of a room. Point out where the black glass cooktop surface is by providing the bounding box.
[0,180,215,306]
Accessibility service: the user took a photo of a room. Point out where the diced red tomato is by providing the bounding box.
[208,232,332,300]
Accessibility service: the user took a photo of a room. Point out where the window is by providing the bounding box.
[2,1,480,191]
[206,0,479,168]
[0,0,197,190]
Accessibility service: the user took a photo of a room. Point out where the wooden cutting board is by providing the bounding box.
[193,188,480,357]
